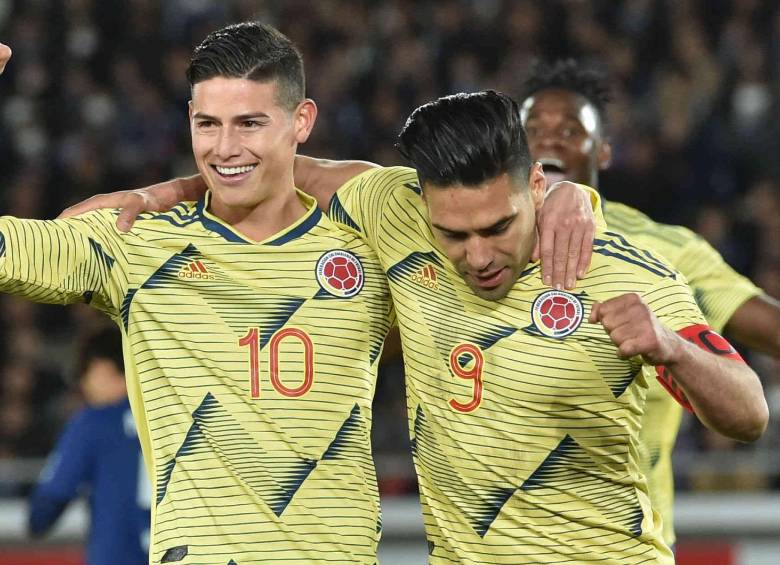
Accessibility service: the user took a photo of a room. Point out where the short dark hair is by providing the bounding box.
[518,59,611,123]
[75,325,124,381]
[396,91,532,188]
[186,21,305,112]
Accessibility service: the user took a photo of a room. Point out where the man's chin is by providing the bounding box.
[465,279,512,302]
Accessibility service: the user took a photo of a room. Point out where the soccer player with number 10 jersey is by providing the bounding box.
[1,23,396,564]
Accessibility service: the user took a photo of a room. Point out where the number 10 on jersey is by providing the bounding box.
[238,327,315,399]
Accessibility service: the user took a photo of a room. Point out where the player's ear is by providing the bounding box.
[188,100,194,124]
[528,162,546,209]
[293,99,317,144]
[598,139,612,171]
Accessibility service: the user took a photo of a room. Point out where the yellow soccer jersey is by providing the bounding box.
[605,199,761,545]
[0,192,393,564]
[329,166,711,564]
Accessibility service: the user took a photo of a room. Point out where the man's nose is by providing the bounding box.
[215,128,242,159]
[465,237,493,271]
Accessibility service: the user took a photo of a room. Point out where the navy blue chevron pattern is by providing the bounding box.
[322,404,365,460]
[88,238,116,270]
[157,395,371,518]
[120,243,306,336]
[120,244,204,328]
[520,434,645,537]
[328,194,361,232]
[594,233,676,279]
[389,252,516,364]
[608,369,641,398]
[521,435,582,490]
[386,251,443,282]
[403,181,422,195]
[412,406,516,538]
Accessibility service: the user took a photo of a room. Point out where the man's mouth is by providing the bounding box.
[538,157,569,188]
[212,164,258,179]
[471,267,508,289]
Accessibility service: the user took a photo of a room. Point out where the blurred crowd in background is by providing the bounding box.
[1,0,780,496]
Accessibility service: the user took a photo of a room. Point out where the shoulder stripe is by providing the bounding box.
[404,181,422,195]
[594,248,674,278]
[328,194,361,232]
[595,232,676,278]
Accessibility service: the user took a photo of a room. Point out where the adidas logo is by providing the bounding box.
[177,260,215,280]
[411,264,439,290]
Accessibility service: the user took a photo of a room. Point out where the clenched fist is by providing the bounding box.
[588,293,683,365]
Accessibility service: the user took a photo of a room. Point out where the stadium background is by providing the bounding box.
[0,0,779,563]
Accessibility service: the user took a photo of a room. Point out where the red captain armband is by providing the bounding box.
[654,324,745,413]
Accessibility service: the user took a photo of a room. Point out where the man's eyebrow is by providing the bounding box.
[192,112,270,121]
[479,214,516,232]
[192,111,218,121]
[234,112,270,120]
[431,222,463,234]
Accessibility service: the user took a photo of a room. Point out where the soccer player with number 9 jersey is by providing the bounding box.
[328,91,767,563]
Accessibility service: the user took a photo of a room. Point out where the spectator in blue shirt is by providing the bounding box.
[28,325,149,565]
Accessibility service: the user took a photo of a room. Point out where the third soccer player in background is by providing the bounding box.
[519,58,780,547]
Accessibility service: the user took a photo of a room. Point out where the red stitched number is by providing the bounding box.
[239,328,261,398]
[270,328,314,397]
[448,343,484,413]
[239,327,315,399]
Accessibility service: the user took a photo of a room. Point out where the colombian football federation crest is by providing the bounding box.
[315,250,364,297]
[531,290,583,338]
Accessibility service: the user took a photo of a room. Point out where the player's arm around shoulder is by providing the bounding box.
[294,155,381,210]
[0,210,128,313]
[589,285,768,443]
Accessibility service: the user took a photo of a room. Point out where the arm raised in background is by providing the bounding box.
[590,293,769,442]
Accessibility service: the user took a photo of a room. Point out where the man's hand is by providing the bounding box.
[590,292,769,442]
[57,175,207,231]
[589,293,683,365]
[533,181,595,290]
[0,42,12,74]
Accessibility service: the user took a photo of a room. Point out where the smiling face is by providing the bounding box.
[189,76,315,219]
[520,88,611,189]
[424,166,546,301]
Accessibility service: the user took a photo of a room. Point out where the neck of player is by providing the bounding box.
[209,173,308,242]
